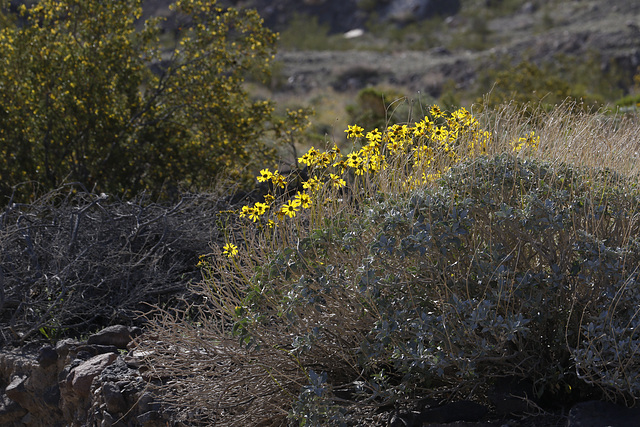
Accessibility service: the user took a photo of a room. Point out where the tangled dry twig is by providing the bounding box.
[0,183,232,345]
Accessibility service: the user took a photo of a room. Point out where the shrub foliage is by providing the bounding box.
[138,104,640,425]
[0,0,276,201]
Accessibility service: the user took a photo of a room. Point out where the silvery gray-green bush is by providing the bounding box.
[235,153,640,421]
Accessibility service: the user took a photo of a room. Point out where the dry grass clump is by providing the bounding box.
[138,102,640,425]
[483,101,640,176]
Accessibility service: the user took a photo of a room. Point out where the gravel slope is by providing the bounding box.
[275,0,640,96]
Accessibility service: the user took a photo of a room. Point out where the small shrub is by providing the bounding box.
[345,87,407,131]
[0,184,229,345]
[477,54,631,113]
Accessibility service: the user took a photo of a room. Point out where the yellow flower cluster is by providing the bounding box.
[239,105,498,225]
[511,131,540,153]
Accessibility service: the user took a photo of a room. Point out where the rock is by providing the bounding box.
[87,325,142,349]
[5,375,33,413]
[71,344,120,358]
[42,384,61,409]
[568,400,640,427]
[68,352,118,398]
[0,392,27,425]
[55,338,82,359]
[37,345,58,369]
[102,381,126,414]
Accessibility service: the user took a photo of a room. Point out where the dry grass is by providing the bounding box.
[481,102,640,176]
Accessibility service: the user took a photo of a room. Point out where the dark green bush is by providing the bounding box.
[477,54,631,112]
[0,0,277,202]
[346,87,418,131]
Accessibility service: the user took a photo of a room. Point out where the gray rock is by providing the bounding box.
[68,352,118,398]
[568,400,640,427]
[102,381,127,414]
[0,393,27,425]
[37,345,58,369]
[87,325,142,349]
[5,375,33,412]
[55,338,82,359]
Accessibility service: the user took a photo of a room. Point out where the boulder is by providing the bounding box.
[36,345,58,369]
[0,393,27,425]
[68,352,118,398]
[568,400,640,427]
[87,325,142,349]
[101,381,127,414]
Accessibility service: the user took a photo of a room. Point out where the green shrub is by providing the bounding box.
[249,154,640,402]
[346,87,407,131]
[478,54,630,112]
[0,0,277,202]
[278,13,349,51]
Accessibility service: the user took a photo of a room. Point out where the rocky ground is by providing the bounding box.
[3,327,640,426]
[274,1,640,97]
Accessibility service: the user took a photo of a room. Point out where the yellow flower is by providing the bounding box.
[318,152,332,167]
[366,128,382,144]
[387,139,403,154]
[430,105,443,118]
[239,205,252,218]
[270,171,287,188]
[327,144,341,160]
[303,176,321,192]
[248,207,260,222]
[329,173,346,188]
[264,194,275,204]
[294,191,312,209]
[333,159,348,173]
[196,254,208,267]
[222,243,238,258]
[281,200,300,218]
[345,124,364,139]
[254,202,268,215]
[346,152,360,167]
[432,127,448,141]
[299,148,319,167]
[299,152,314,166]
[511,132,539,152]
[257,168,272,182]
[388,124,407,141]
[412,120,427,137]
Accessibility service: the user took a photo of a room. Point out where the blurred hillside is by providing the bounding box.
[140,0,461,33]
[134,0,640,104]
